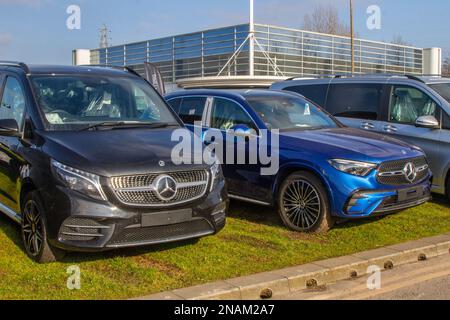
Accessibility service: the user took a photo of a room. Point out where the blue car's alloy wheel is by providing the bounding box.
[278,172,334,233]
[283,180,321,228]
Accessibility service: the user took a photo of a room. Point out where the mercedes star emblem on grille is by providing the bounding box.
[403,162,417,183]
[154,175,178,201]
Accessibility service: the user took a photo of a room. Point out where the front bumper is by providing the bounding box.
[43,180,228,252]
[325,162,433,218]
[345,182,431,218]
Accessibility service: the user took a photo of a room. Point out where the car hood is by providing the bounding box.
[279,127,423,163]
[40,128,207,177]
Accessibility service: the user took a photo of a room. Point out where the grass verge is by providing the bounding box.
[0,197,449,299]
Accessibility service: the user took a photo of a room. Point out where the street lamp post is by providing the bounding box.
[350,0,355,74]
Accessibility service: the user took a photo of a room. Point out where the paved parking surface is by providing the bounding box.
[276,254,450,300]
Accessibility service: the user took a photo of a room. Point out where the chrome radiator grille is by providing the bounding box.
[377,157,429,186]
[109,170,209,206]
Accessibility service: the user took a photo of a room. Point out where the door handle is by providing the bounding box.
[361,122,375,130]
[383,125,398,132]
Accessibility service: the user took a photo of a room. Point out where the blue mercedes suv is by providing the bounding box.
[166,89,432,232]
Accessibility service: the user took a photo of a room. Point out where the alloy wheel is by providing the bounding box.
[282,179,322,230]
[22,200,44,257]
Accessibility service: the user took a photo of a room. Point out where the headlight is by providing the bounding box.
[210,159,224,191]
[329,159,377,177]
[411,145,424,153]
[204,147,223,191]
[211,159,223,178]
[51,160,107,201]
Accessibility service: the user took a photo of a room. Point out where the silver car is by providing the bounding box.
[271,75,450,200]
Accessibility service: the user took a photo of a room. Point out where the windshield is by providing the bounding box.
[246,94,339,131]
[429,82,450,103]
[30,75,179,131]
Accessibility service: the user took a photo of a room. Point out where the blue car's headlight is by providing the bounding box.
[51,160,107,201]
[329,159,377,177]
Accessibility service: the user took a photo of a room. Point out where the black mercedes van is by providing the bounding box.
[0,62,228,263]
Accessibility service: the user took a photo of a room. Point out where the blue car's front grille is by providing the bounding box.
[377,157,429,186]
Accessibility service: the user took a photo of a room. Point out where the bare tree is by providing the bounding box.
[391,35,411,46]
[302,5,350,36]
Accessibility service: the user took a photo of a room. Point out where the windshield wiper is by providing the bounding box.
[80,121,178,131]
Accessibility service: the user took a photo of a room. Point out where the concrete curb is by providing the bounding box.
[135,233,450,300]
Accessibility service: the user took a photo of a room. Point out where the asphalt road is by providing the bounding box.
[276,254,450,300]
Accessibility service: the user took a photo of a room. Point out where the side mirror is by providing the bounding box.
[0,119,20,137]
[229,124,257,138]
[415,115,439,129]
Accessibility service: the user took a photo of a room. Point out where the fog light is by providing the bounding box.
[212,212,226,225]
[212,202,227,225]
[346,191,396,215]
[212,202,227,215]
[59,217,111,242]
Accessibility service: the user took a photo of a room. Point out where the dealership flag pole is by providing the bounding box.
[218,0,284,77]
[249,0,255,76]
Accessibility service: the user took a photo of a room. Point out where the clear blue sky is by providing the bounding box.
[0,0,448,64]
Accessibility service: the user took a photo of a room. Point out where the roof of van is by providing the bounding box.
[0,63,137,77]
[271,74,450,87]
[419,76,450,84]
[29,65,135,77]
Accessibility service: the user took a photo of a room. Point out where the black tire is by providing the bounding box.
[21,191,65,263]
[278,171,335,233]
[447,176,450,201]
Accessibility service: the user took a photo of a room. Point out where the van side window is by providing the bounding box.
[0,76,26,128]
[326,84,383,120]
[177,97,206,125]
[388,86,439,125]
[284,85,328,107]
[443,112,450,130]
[167,98,182,113]
[210,98,256,131]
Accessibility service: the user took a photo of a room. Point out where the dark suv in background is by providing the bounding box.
[272,75,450,199]
[0,62,227,263]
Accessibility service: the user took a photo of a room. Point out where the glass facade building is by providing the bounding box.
[88,24,424,85]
